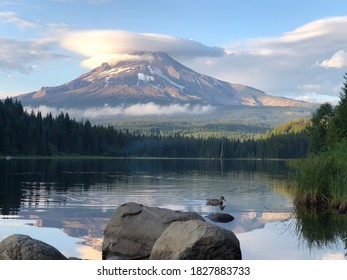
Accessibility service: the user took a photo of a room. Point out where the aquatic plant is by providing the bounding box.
[292,141,347,213]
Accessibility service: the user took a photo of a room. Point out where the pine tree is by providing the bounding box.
[309,102,334,154]
[331,73,347,143]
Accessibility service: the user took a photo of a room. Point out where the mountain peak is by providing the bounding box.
[100,62,112,70]
[18,51,309,109]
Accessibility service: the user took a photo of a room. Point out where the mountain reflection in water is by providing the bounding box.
[0,158,346,259]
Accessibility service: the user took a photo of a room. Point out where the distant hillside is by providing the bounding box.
[98,105,316,139]
[0,98,309,159]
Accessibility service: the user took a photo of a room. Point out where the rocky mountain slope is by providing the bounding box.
[18,52,308,109]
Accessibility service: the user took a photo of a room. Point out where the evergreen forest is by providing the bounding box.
[0,98,309,159]
[292,73,347,213]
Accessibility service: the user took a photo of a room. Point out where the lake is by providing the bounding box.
[0,158,346,260]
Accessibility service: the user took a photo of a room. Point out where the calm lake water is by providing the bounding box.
[0,158,346,260]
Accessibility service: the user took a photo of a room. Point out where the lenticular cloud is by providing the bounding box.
[61,30,225,68]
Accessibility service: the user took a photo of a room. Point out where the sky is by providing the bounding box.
[1,0,347,104]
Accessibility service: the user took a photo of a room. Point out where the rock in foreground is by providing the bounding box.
[0,234,67,260]
[150,220,242,260]
[102,202,205,260]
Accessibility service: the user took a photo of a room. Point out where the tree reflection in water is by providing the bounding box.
[291,207,347,259]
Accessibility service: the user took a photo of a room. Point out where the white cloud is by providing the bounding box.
[80,53,156,68]
[318,50,347,69]
[24,103,215,119]
[0,2,41,9]
[321,252,346,260]
[0,90,14,99]
[61,30,225,68]
[0,12,73,74]
[183,17,347,103]
[0,37,66,73]
[2,13,347,104]
[0,11,39,29]
[290,93,339,105]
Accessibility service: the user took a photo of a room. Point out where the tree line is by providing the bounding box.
[0,98,309,158]
[309,74,347,154]
[291,73,347,214]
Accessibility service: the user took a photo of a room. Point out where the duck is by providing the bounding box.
[206,196,226,206]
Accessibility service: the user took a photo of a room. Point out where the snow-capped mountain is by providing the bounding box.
[18,52,307,108]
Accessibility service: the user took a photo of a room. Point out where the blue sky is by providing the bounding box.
[1,0,347,103]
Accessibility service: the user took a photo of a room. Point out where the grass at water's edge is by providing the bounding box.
[289,142,347,214]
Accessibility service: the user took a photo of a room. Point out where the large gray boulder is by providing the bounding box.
[150,220,242,260]
[102,202,205,260]
[0,234,67,260]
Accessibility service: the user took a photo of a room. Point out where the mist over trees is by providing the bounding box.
[0,98,309,158]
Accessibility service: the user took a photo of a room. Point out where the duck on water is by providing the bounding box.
[206,196,226,206]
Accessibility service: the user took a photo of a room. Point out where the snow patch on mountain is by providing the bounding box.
[84,66,134,81]
[18,51,311,109]
[194,77,203,90]
[148,65,185,90]
[137,73,155,83]
[212,78,229,90]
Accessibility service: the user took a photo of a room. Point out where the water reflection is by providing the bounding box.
[237,219,346,260]
[1,158,346,259]
[290,208,347,259]
[0,218,101,259]
[0,158,289,216]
